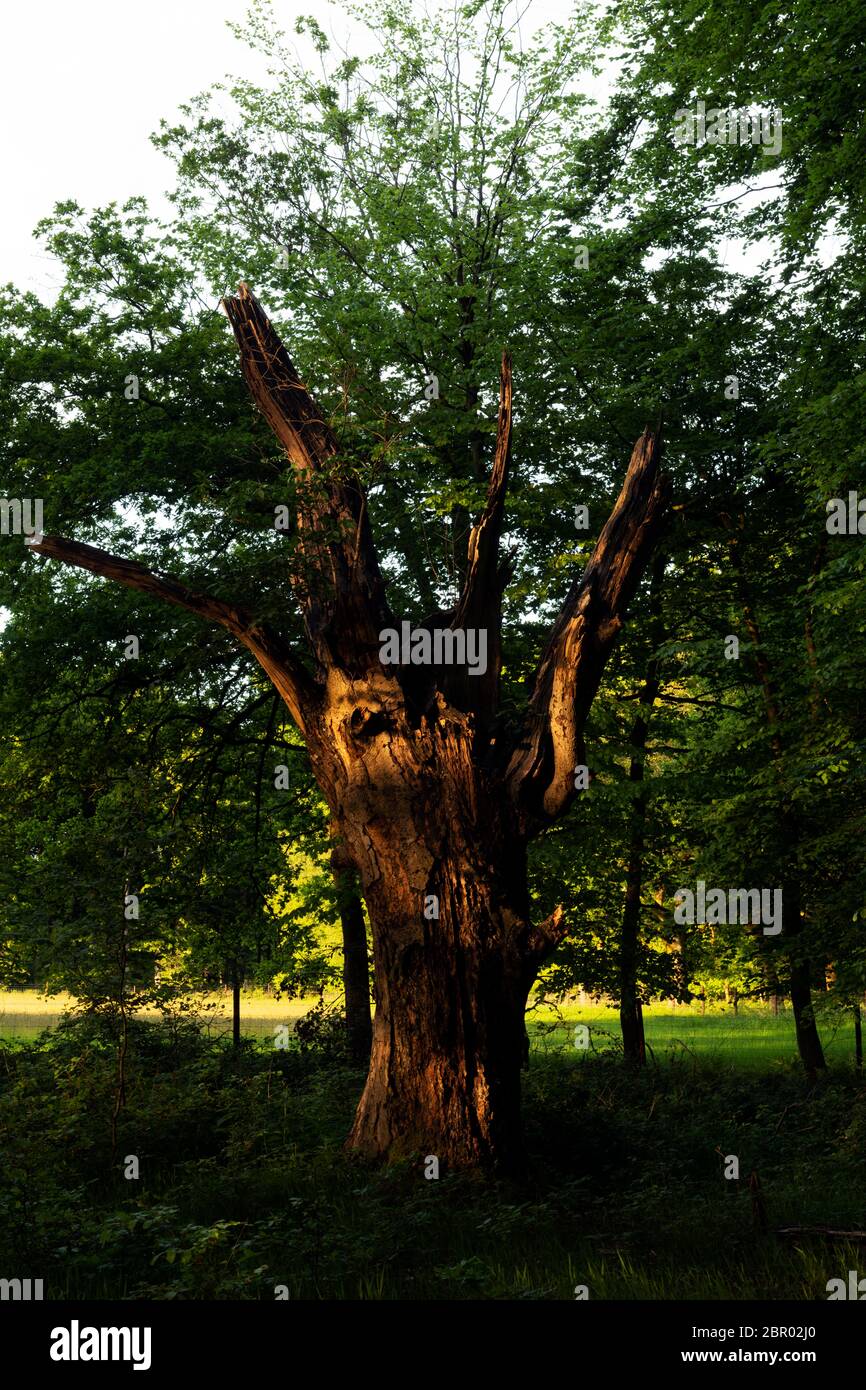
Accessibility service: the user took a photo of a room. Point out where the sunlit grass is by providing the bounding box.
[527,999,859,1070]
[1,989,859,1069]
[0,988,322,1042]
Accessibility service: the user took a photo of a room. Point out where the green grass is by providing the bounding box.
[2,990,859,1071]
[527,1000,860,1071]
[0,989,320,1042]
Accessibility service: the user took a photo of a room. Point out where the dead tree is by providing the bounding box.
[28,285,669,1171]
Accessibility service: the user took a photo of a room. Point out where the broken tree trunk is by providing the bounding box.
[27,285,670,1171]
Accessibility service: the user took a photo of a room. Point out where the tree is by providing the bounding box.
[27,282,668,1169]
[14,0,862,1163]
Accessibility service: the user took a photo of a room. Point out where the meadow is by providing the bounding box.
[0,989,313,1043]
[1,989,859,1071]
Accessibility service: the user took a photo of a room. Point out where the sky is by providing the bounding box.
[1,1,307,294]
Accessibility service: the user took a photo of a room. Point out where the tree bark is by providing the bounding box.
[315,668,544,1170]
[619,780,647,1063]
[784,878,826,1078]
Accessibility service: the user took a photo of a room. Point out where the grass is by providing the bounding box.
[2,990,859,1071]
[527,1000,861,1071]
[0,989,319,1042]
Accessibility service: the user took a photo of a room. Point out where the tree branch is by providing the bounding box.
[524,904,568,966]
[25,534,318,734]
[507,428,670,827]
[448,350,512,735]
[222,283,393,671]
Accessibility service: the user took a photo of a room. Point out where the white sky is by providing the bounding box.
[1,0,274,295]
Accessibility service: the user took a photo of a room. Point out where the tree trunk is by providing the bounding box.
[784,880,826,1077]
[327,719,538,1171]
[232,969,241,1049]
[331,838,373,1065]
[348,888,531,1171]
[618,556,662,1066]
[789,962,824,1076]
[341,895,373,1066]
[619,819,646,1064]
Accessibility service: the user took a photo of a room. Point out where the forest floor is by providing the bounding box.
[0,1002,864,1300]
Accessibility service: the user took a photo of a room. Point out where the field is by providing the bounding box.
[530,1001,861,1071]
[0,989,313,1043]
[1,989,859,1071]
